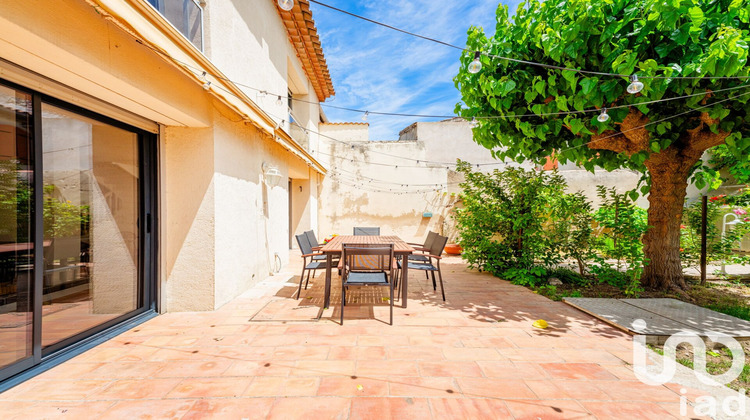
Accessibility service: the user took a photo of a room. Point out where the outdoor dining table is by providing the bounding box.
[319,235,415,309]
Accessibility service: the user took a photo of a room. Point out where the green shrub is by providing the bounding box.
[501,266,548,287]
[454,161,594,279]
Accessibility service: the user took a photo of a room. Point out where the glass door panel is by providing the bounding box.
[0,84,34,370]
[41,104,140,349]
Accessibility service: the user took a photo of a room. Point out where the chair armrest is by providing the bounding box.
[406,242,424,246]
[312,246,322,251]
[301,253,324,258]
[427,255,442,260]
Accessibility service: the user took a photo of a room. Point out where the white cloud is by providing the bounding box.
[312,0,507,139]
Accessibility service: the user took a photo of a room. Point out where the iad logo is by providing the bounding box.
[631,318,747,417]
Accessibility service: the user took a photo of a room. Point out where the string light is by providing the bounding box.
[278,0,294,11]
[470,117,478,128]
[136,41,750,124]
[362,111,369,121]
[276,96,283,106]
[202,81,212,90]
[597,108,609,122]
[468,52,482,74]
[627,75,644,94]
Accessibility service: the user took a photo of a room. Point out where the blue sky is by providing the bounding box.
[309,0,523,140]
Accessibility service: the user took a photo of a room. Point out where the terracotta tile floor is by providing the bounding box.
[0,254,698,419]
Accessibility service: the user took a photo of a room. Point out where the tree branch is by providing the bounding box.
[588,108,651,156]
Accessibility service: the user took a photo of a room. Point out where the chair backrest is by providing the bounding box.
[295,233,314,255]
[353,227,380,236]
[304,230,319,247]
[429,234,449,257]
[342,243,393,272]
[423,231,438,249]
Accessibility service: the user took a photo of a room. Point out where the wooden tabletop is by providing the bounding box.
[319,235,415,254]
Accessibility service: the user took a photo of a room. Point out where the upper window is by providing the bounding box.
[147,0,204,51]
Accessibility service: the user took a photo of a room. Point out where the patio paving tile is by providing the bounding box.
[0,254,716,419]
[222,360,293,377]
[523,379,612,400]
[91,378,182,400]
[9,379,109,401]
[455,378,537,399]
[442,347,503,361]
[181,398,275,420]
[356,360,420,377]
[317,376,389,396]
[430,397,513,419]
[166,377,253,398]
[581,401,678,419]
[243,376,320,397]
[417,361,484,378]
[504,399,594,420]
[540,362,618,380]
[350,397,433,419]
[99,398,196,419]
[388,377,459,397]
[290,360,356,376]
[477,361,550,380]
[328,345,387,360]
[265,397,350,420]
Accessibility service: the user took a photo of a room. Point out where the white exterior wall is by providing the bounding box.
[0,0,326,312]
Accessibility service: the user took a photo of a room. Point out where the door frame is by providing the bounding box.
[0,78,158,383]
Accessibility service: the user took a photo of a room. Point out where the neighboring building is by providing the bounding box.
[318,118,650,243]
[0,0,331,384]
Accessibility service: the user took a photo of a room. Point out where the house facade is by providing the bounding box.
[0,0,331,385]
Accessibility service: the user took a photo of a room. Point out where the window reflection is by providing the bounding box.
[41,104,140,348]
[0,84,33,370]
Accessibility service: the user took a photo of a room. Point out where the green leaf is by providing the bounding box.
[580,78,598,95]
[688,7,705,29]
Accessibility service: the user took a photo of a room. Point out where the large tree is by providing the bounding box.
[455,0,750,291]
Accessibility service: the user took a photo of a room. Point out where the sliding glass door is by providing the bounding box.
[0,79,155,382]
[0,84,34,373]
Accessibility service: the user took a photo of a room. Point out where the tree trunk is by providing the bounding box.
[641,162,691,291]
[588,109,730,291]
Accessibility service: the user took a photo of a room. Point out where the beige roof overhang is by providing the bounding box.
[84,0,327,175]
[273,0,335,101]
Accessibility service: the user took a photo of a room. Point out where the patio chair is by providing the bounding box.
[295,234,332,299]
[398,234,448,301]
[341,243,395,325]
[404,231,437,280]
[353,227,380,236]
[304,230,322,250]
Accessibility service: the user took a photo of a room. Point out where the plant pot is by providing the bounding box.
[444,243,462,255]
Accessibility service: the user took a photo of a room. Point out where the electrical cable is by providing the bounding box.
[307,0,750,80]
[558,89,750,154]
[136,37,750,123]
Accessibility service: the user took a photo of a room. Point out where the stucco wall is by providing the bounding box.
[1,0,327,312]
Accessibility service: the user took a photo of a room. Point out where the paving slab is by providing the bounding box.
[563,298,689,336]
[623,298,750,338]
[564,297,750,339]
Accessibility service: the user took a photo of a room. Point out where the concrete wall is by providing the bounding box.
[317,119,689,244]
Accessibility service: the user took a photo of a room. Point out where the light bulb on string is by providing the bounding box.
[278,0,294,11]
[468,51,482,74]
[627,75,644,94]
[597,108,609,122]
[362,111,369,122]
[470,117,478,128]
[276,96,283,106]
[202,81,212,90]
